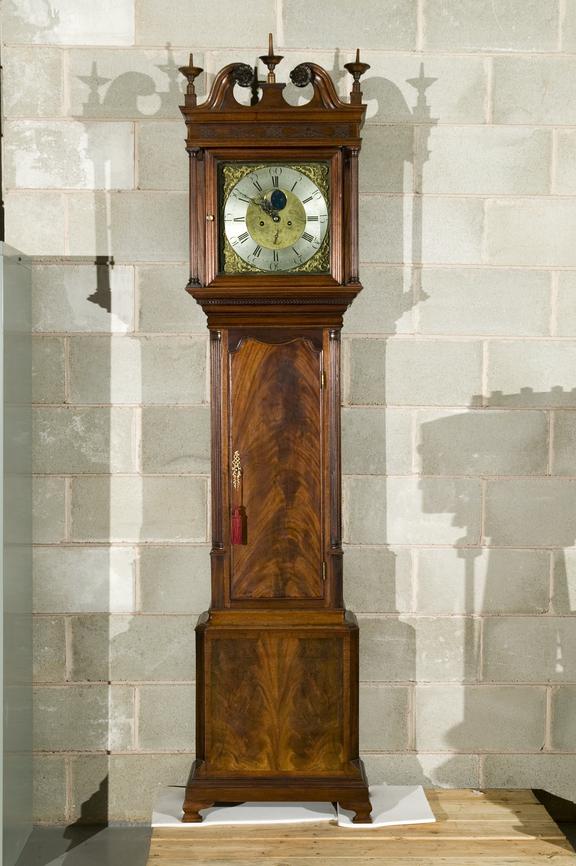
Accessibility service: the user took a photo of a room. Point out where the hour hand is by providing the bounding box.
[255,195,275,217]
[259,198,282,222]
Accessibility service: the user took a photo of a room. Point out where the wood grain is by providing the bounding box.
[184,616,369,823]
[149,790,576,865]
[148,856,575,865]
[229,336,323,601]
[207,632,344,773]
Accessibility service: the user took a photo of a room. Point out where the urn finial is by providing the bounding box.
[344,48,370,104]
[179,52,204,107]
[259,33,283,83]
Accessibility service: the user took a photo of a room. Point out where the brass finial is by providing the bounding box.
[179,52,204,107]
[259,32,283,83]
[344,48,370,104]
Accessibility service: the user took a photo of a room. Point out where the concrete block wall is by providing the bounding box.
[3,0,576,822]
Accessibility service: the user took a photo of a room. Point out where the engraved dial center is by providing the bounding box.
[246,189,306,250]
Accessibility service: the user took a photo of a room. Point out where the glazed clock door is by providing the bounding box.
[229,333,324,602]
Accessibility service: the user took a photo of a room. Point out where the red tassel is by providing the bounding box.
[231,507,243,545]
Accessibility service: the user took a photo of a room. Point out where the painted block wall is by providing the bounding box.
[3,0,576,822]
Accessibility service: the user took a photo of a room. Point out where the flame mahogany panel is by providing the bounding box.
[229,335,323,600]
[207,631,345,773]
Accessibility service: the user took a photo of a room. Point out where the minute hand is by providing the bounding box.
[254,196,277,218]
[259,198,281,223]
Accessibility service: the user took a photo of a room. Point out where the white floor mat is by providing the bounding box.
[152,784,436,829]
[152,787,335,826]
[338,784,436,828]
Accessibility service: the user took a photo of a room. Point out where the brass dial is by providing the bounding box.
[222,164,329,273]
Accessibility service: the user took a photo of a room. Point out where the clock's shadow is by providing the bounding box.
[418,389,576,811]
[340,61,438,786]
[25,42,200,859]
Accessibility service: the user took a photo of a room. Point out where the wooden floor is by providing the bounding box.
[146,789,576,865]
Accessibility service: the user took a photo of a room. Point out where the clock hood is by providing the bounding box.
[180,57,368,151]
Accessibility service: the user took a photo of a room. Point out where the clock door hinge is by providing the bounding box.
[322,561,327,581]
[321,369,326,389]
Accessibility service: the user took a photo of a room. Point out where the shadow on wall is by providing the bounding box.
[29,40,205,852]
[418,391,576,797]
[7,6,120,860]
[344,66,437,784]
[46,48,180,847]
[78,44,183,119]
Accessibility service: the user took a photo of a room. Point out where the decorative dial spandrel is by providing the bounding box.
[221,163,330,274]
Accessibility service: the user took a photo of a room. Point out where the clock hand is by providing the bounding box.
[252,194,272,213]
[253,195,281,222]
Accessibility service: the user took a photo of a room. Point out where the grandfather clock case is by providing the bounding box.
[180,42,372,823]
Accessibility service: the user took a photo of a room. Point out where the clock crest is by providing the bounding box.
[179,37,372,824]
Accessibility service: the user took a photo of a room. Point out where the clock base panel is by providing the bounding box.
[183,759,372,824]
[185,615,371,824]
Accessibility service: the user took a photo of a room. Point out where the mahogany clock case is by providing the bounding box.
[179,53,372,824]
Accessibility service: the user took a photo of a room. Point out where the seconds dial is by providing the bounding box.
[223,165,329,272]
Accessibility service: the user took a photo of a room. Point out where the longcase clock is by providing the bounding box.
[179,38,372,823]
